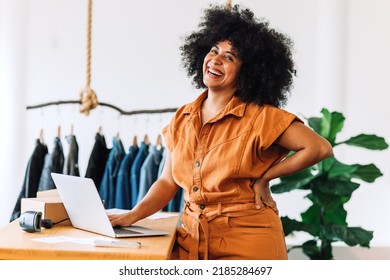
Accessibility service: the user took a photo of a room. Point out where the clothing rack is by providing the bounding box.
[13,99,183,222]
[26,100,178,116]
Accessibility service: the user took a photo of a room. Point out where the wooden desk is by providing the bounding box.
[0,214,180,260]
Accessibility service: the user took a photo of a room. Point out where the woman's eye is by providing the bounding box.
[225,55,233,61]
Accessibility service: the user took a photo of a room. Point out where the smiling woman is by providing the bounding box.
[108,4,333,260]
[201,40,243,123]
[1,0,389,261]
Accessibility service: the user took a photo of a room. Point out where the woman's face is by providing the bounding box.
[203,40,242,93]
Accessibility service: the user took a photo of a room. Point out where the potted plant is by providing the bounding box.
[271,108,388,260]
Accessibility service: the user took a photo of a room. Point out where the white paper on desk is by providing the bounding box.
[146,212,178,220]
[105,209,178,220]
[32,236,113,245]
[105,208,130,215]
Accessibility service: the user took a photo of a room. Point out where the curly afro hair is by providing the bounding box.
[180,4,296,108]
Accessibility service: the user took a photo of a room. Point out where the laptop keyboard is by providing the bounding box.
[113,227,143,235]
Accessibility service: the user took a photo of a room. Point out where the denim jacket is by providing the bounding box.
[115,145,139,209]
[99,137,125,209]
[136,145,164,204]
[130,141,149,208]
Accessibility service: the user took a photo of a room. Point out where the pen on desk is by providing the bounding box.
[93,239,142,248]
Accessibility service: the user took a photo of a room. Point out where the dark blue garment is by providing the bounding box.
[166,187,184,213]
[157,148,167,178]
[85,133,110,191]
[99,137,125,209]
[115,145,139,210]
[130,141,149,208]
[136,145,163,204]
[158,149,183,213]
[63,134,80,176]
[38,136,64,191]
[10,139,48,222]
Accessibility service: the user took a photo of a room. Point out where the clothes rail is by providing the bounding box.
[26,100,178,115]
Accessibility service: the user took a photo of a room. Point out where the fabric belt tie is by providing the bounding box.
[183,201,259,260]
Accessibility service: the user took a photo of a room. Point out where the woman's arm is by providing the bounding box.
[253,121,333,209]
[109,150,179,226]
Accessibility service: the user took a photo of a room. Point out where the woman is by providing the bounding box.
[109,4,333,260]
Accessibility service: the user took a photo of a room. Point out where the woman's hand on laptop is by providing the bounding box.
[108,212,135,227]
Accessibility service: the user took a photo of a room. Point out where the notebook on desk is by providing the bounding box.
[51,173,168,238]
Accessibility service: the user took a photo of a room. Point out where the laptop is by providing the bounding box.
[51,173,168,238]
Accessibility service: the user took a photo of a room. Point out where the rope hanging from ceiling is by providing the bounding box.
[27,0,234,116]
[79,0,98,116]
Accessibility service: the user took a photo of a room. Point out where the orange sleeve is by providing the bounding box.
[162,105,187,152]
[256,105,303,151]
[162,118,175,152]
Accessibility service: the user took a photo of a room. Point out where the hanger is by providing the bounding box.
[39,129,45,144]
[133,135,138,147]
[70,124,74,136]
[144,134,150,145]
[98,126,103,136]
[57,125,61,138]
[155,134,163,150]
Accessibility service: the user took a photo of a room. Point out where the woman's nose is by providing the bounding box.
[211,54,222,64]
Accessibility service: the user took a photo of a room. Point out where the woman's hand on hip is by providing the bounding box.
[252,177,277,213]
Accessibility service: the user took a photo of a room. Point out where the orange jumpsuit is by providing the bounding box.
[162,91,301,260]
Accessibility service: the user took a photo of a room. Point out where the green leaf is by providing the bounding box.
[271,172,318,194]
[301,204,321,229]
[328,160,358,180]
[322,225,373,247]
[300,201,347,226]
[280,216,303,236]
[325,160,383,183]
[321,156,336,173]
[293,240,334,260]
[279,167,313,182]
[301,240,322,260]
[280,216,316,236]
[339,134,389,150]
[319,108,332,138]
[307,192,350,211]
[344,227,374,247]
[312,179,360,197]
[319,108,345,145]
[323,205,347,225]
[351,164,383,183]
[307,117,321,134]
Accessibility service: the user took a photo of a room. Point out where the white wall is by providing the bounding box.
[342,0,390,249]
[1,0,389,256]
[0,0,27,229]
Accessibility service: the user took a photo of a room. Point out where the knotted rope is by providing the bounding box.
[80,0,98,115]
